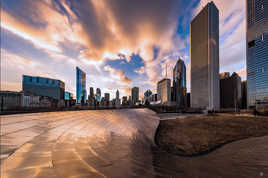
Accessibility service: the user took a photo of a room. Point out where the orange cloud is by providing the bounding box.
[103,66,131,85]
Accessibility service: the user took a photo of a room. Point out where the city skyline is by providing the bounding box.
[1,0,246,99]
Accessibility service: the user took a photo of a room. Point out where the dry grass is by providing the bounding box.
[155,114,268,156]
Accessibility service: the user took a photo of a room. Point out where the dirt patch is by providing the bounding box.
[155,114,268,156]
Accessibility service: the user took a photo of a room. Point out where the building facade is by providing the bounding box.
[64,92,73,100]
[173,59,187,107]
[0,91,56,111]
[190,2,220,109]
[104,93,110,106]
[157,78,171,104]
[76,67,87,104]
[23,75,65,100]
[247,0,268,108]
[220,72,242,109]
[241,81,248,109]
[131,87,139,105]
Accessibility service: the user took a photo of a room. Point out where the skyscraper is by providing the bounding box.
[115,90,121,108]
[96,88,101,102]
[173,58,187,107]
[116,90,119,100]
[190,2,220,110]
[157,78,171,104]
[247,0,268,108]
[76,67,86,104]
[220,72,242,109]
[131,87,139,105]
[90,87,94,98]
[104,93,110,106]
[88,87,95,107]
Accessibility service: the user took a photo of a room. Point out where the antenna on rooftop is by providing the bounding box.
[165,63,168,78]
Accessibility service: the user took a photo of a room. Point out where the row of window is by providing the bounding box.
[248,34,265,48]
[28,77,56,84]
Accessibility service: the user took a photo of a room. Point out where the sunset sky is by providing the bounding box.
[1,0,246,99]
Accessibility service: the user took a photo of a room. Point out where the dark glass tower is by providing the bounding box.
[76,67,86,104]
[131,87,139,105]
[173,59,186,107]
[247,0,268,108]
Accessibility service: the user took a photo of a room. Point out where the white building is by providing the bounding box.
[190,2,220,110]
[157,78,171,105]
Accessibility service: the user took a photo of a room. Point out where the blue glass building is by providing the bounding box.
[76,67,87,104]
[247,0,268,108]
[22,75,65,100]
[173,59,187,107]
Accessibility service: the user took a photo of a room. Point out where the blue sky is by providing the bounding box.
[1,0,246,99]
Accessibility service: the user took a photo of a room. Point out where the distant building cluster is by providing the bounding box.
[1,0,267,112]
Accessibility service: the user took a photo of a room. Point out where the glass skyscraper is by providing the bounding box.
[247,0,268,108]
[173,59,186,107]
[76,67,86,104]
[131,87,139,105]
[190,2,220,109]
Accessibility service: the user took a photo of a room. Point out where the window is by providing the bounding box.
[29,77,32,82]
[46,79,49,84]
[52,80,55,84]
[36,77,40,83]
[248,40,255,48]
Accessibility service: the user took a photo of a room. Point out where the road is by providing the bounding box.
[1,109,268,178]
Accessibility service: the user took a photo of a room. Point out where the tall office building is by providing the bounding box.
[173,59,187,107]
[131,87,139,105]
[247,0,268,108]
[157,78,171,104]
[104,93,110,106]
[89,87,94,98]
[76,67,87,104]
[96,88,101,102]
[116,90,119,100]
[241,81,248,109]
[88,87,95,106]
[23,75,65,100]
[190,2,220,109]
[220,72,242,108]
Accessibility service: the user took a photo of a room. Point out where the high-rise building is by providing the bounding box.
[22,75,65,100]
[220,72,242,109]
[104,93,110,106]
[90,87,94,98]
[173,58,187,107]
[64,92,73,100]
[96,88,101,102]
[76,67,86,104]
[190,2,220,110]
[131,87,139,105]
[144,89,152,105]
[241,81,248,109]
[157,78,171,104]
[187,93,191,108]
[246,0,268,108]
[115,90,121,108]
[116,90,119,100]
[88,87,95,107]
[122,96,128,106]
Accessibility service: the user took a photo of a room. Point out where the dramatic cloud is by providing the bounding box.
[1,0,246,99]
